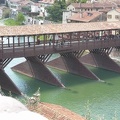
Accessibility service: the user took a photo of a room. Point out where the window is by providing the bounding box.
[115,15,119,20]
[107,15,112,19]
[28,19,30,22]
[34,21,36,24]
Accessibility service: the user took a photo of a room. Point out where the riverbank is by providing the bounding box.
[28,102,85,120]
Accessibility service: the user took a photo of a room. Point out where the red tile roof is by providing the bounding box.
[19,1,33,6]
[67,11,103,22]
[116,8,120,13]
[71,2,120,9]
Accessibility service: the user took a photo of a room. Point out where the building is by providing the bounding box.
[66,11,105,23]
[6,0,32,15]
[38,0,54,8]
[62,1,120,23]
[66,2,118,12]
[38,0,55,18]
[0,6,9,19]
[0,7,4,18]
[107,8,120,22]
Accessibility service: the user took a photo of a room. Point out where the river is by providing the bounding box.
[3,51,120,120]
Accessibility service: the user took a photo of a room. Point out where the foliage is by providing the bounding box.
[5,12,25,26]
[46,0,66,22]
[16,12,25,24]
[78,0,87,3]
[21,6,31,14]
[4,19,20,26]
[21,88,41,109]
[2,9,10,18]
[67,0,87,5]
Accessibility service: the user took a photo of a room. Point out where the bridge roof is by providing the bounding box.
[0,21,120,36]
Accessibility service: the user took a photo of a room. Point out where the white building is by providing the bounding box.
[107,8,120,21]
[0,6,9,19]
[0,8,3,18]
[31,3,40,13]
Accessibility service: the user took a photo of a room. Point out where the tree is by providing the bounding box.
[21,6,31,14]
[2,8,11,18]
[67,0,87,5]
[46,0,66,22]
[79,0,87,3]
[5,12,25,26]
[16,12,25,25]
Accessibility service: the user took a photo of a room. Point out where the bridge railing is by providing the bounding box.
[0,29,120,59]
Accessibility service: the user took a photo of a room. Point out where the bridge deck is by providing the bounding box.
[0,21,120,59]
[1,38,120,59]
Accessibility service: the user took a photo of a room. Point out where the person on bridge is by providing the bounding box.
[49,35,53,46]
[0,37,3,43]
[55,34,59,46]
[28,42,30,47]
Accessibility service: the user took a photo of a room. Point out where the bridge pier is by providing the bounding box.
[80,50,120,73]
[61,53,100,80]
[12,56,65,88]
[0,69,21,95]
[47,52,100,80]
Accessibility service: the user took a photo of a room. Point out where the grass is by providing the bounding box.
[4,18,20,26]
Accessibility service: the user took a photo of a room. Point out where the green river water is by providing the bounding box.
[4,55,120,119]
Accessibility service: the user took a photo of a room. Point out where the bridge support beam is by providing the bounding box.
[12,56,64,88]
[80,52,120,73]
[47,52,99,80]
[0,69,21,95]
[61,53,99,80]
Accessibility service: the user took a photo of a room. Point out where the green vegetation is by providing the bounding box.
[46,0,66,22]
[78,0,87,3]
[5,19,19,26]
[21,6,31,14]
[2,8,10,18]
[4,12,25,26]
[67,0,87,4]
[37,35,50,41]
[46,0,87,22]
[16,12,25,25]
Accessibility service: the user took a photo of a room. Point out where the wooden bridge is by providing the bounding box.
[0,21,120,94]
